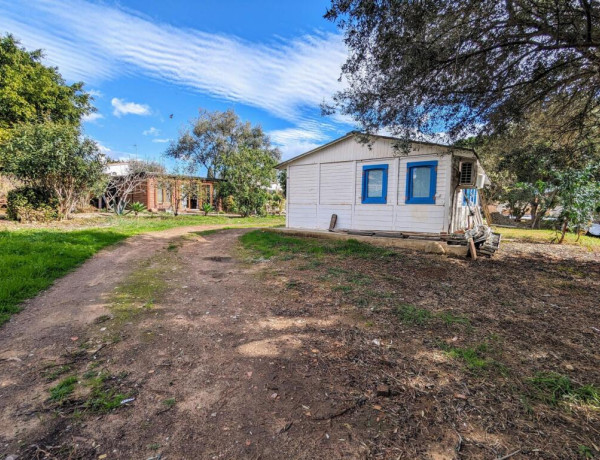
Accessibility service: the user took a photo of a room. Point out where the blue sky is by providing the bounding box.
[0,0,356,169]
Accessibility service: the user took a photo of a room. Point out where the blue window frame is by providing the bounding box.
[405,161,437,204]
[462,188,477,206]
[361,164,388,204]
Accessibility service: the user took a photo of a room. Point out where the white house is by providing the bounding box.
[276,133,489,236]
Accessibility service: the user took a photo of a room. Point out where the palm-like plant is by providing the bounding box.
[201,203,213,216]
[129,201,146,217]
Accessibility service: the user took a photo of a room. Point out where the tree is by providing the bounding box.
[220,147,277,217]
[0,123,105,219]
[554,165,600,243]
[0,35,93,141]
[166,108,280,176]
[104,160,164,215]
[278,170,287,198]
[324,1,600,148]
[167,108,280,214]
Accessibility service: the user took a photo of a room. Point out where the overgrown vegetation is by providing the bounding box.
[49,376,78,401]
[527,372,600,409]
[0,215,283,325]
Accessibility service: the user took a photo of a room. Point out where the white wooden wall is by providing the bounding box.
[286,137,459,233]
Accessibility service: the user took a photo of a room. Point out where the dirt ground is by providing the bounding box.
[0,227,598,459]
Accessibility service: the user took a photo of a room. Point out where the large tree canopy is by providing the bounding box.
[166,109,280,177]
[325,0,600,146]
[0,123,106,219]
[0,34,93,136]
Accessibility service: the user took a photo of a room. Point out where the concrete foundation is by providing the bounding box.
[267,228,469,257]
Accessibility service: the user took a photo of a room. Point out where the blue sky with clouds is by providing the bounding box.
[0,0,356,168]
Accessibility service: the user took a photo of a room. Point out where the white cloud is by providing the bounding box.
[88,89,103,98]
[152,138,170,143]
[0,0,347,122]
[143,126,160,136]
[82,112,104,123]
[94,140,111,155]
[111,98,151,117]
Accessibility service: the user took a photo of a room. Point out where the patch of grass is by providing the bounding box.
[147,443,161,451]
[163,398,176,407]
[333,284,353,293]
[109,261,168,323]
[82,371,129,413]
[166,242,180,251]
[395,304,433,325]
[527,372,600,408]
[43,364,72,381]
[85,387,128,413]
[438,311,471,327]
[578,445,596,459]
[0,215,284,325]
[239,230,396,261]
[438,341,506,374]
[297,259,323,270]
[191,227,233,237]
[444,344,490,370]
[49,376,78,401]
[494,227,600,250]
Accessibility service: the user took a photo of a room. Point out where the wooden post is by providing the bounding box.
[468,238,477,260]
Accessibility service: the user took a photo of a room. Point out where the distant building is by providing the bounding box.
[98,162,220,212]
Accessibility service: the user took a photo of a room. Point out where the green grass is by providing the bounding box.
[527,372,600,408]
[239,230,396,260]
[49,376,78,401]
[494,227,600,250]
[395,304,433,325]
[0,214,283,325]
[395,305,471,327]
[42,364,72,381]
[444,344,490,370]
[163,398,176,407]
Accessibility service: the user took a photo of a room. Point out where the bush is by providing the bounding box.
[7,186,59,222]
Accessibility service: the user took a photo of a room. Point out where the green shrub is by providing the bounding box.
[7,186,58,222]
[202,203,213,216]
[128,201,146,217]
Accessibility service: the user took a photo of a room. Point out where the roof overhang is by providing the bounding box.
[275,132,477,170]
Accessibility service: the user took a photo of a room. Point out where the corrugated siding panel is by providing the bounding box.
[352,205,395,230]
[288,204,317,228]
[289,164,317,204]
[320,162,354,205]
[317,205,352,229]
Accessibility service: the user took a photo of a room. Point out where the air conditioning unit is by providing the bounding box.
[458,160,476,186]
[476,173,486,189]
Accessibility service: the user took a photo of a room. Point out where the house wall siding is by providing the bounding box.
[284,137,457,233]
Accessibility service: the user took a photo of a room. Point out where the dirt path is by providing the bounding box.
[0,228,360,459]
[2,228,598,459]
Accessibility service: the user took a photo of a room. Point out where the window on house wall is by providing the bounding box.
[463,188,477,206]
[405,161,437,204]
[361,164,388,204]
[157,188,164,203]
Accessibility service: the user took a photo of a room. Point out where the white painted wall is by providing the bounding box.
[283,136,468,233]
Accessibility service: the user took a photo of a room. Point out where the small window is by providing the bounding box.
[157,188,164,203]
[405,161,437,204]
[361,164,388,204]
[463,188,477,206]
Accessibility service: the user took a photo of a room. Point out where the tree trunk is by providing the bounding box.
[558,219,568,244]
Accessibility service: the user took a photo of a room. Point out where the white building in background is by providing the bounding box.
[276,133,489,235]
